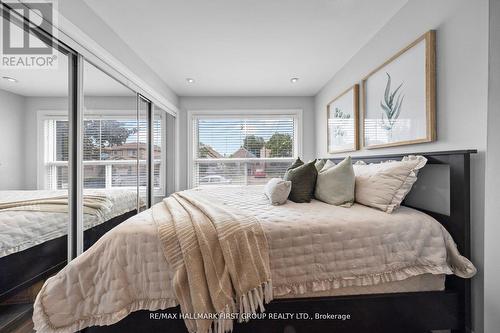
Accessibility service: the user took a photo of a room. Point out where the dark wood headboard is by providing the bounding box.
[327,149,477,329]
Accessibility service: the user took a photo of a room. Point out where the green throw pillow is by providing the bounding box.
[315,156,355,206]
[287,157,304,170]
[284,160,318,203]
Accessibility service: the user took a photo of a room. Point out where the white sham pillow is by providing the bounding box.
[264,178,292,205]
[353,155,427,213]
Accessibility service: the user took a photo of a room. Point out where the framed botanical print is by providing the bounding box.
[327,84,359,153]
[362,30,436,149]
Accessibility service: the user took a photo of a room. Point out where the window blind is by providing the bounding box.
[46,116,164,192]
[153,113,163,191]
[192,116,297,187]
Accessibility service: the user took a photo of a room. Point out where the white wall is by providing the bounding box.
[313,1,489,332]
[177,96,315,190]
[0,90,26,190]
[484,0,500,331]
[23,97,67,189]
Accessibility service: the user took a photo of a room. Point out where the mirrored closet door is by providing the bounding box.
[0,2,177,320]
[81,60,142,250]
[0,6,74,309]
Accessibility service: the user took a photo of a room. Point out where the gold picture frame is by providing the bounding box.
[327,84,359,153]
[361,30,436,149]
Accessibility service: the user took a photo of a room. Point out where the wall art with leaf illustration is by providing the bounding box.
[327,84,359,153]
[362,30,436,149]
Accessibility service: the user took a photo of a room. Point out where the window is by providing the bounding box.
[189,110,302,187]
[41,112,166,195]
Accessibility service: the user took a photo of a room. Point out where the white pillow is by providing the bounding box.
[353,155,427,213]
[264,178,292,205]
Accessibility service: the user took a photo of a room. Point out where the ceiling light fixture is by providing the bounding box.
[2,76,18,83]
[290,77,299,83]
[186,78,195,84]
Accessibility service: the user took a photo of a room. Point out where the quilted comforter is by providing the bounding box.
[33,186,476,333]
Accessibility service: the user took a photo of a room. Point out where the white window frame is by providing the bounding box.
[37,109,167,195]
[187,109,303,189]
[153,109,168,196]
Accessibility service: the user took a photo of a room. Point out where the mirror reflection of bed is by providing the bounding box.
[0,189,139,306]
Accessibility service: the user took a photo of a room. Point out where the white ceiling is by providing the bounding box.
[83,0,408,97]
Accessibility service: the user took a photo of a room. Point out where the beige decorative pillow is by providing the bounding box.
[314,159,327,172]
[264,178,292,205]
[315,156,354,206]
[320,160,336,172]
[353,155,427,213]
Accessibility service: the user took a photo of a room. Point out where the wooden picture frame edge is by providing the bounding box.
[326,84,360,154]
[361,30,436,149]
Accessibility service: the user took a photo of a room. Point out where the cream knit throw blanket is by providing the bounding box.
[152,191,272,333]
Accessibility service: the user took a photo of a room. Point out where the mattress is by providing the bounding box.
[0,189,138,258]
[33,186,475,333]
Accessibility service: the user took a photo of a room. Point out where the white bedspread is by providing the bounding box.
[0,189,138,258]
[33,186,476,333]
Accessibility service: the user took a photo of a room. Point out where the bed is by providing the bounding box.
[32,150,476,333]
[0,189,139,302]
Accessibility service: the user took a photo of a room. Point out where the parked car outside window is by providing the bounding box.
[199,175,232,185]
